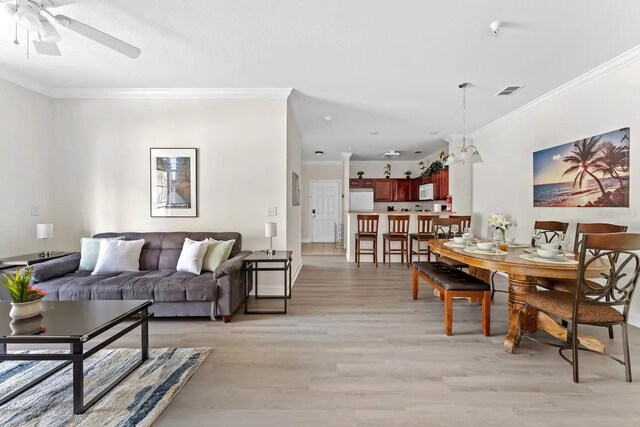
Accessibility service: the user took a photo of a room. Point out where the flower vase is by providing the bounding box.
[9,299,43,320]
[497,229,509,252]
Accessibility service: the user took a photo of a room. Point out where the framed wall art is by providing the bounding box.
[150,148,198,217]
[533,128,629,208]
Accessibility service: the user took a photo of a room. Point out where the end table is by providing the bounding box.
[243,251,293,315]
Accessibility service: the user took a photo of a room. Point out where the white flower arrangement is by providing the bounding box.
[488,213,517,231]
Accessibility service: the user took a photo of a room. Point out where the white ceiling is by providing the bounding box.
[1,1,640,160]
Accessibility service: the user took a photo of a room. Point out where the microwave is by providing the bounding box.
[419,183,434,201]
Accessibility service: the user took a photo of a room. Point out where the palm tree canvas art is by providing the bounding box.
[533,128,630,207]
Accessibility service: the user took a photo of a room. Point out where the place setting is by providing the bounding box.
[519,234,578,265]
[444,226,477,249]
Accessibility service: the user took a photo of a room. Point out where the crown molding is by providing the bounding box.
[472,44,640,139]
[48,87,293,99]
[0,76,292,99]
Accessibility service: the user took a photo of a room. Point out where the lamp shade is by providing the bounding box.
[36,223,53,240]
[265,222,277,238]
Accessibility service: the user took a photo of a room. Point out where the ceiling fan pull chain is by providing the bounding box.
[13,23,19,45]
[26,30,30,60]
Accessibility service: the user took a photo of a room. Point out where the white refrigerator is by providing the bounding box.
[350,190,374,211]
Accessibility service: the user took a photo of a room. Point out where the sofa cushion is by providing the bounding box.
[31,253,81,283]
[93,239,145,275]
[79,236,124,271]
[176,238,209,274]
[203,239,235,272]
[92,232,243,271]
[38,270,216,303]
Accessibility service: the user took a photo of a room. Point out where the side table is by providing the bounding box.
[243,251,293,315]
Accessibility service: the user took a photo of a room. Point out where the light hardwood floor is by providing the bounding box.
[30,256,640,425]
[302,243,345,255]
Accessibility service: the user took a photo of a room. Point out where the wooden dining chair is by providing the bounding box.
[409,215,433,263]
[517,232,640,383]
[383,215,410,268]
[531,220,569,246]
[431,217,467,270]
[491,220,569,300]
[537,222,628,338]
[355,215,379,268]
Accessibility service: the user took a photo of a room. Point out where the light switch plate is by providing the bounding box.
[266,206,277,216]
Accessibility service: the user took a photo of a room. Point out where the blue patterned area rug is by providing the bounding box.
[0,347,211,427]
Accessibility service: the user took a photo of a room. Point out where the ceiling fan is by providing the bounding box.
[0,0,141,58]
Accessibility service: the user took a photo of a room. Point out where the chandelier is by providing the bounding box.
[445,83,483,165]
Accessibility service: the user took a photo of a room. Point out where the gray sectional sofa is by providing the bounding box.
[29,232,251,322]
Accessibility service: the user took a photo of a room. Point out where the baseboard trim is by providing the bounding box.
[292,262,303,285]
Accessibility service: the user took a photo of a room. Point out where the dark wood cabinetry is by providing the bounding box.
[352,168,448,203]
[350,178,375,188]
[395,179,412,202]
[373,179,394,202]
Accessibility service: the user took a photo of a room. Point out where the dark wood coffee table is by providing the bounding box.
[0,300,153,414]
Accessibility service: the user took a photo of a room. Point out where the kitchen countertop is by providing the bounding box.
[348,210,456,214]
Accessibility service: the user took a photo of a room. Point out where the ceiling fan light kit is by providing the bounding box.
[1,0,141,59]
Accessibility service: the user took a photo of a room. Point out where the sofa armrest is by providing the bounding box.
[31,253,81,283]
[214,251,252,279]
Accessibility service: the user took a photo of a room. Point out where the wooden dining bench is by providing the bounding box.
[412,261,490,336]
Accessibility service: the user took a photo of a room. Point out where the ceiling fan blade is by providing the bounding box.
[33,40,61,56]
[54,14,141,58]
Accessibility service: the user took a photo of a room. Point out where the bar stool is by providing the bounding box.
[355,215,379,267]
[449,215,471,232]
[383,215,410,268]
[410,215,433,263]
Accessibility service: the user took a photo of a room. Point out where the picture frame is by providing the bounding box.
[292,172,300,206]
[533,128,629,208]
[150,148,198,217]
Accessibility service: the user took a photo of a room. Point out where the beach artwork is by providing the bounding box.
[533,128,630,207]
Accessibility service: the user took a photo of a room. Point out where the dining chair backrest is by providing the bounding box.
[576,232,640,320]
[388,215,410,235]
[416,215,434,235]
[449,215,471,230]
[573,223,628,254]
[357,215,379,235]
[532,220,569,246]
[432,217,462,239]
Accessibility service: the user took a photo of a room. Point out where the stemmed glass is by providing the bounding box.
[531,230,542,248]
[462,227,472,239]
[451,224,460,238]
[559,234,572,257]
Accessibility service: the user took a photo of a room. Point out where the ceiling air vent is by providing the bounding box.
[381,150,401,159]
[495,85,524,96]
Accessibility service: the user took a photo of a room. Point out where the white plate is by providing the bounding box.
[525,248,574,256]
[464,247,509,256]
[444,242,466,249]
[519,254,578,265]
[508,243,530,248]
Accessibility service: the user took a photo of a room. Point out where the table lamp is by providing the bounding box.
[264,222,277,256]
[36,223,53,257]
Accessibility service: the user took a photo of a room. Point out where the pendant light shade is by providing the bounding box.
[38,20,61,43]
[15,4,41,31]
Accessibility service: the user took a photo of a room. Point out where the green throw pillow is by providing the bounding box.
[79,236,125,271]
[202,239,235,272]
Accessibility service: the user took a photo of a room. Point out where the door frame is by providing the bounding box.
[310,180,342,243]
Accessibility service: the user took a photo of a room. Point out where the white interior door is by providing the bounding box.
[311,180,341,243]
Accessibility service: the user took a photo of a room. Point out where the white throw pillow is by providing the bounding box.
[79,236,125,271]
[176,238,209,274]
[92,239,145,275]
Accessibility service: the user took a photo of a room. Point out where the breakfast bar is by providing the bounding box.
[346,210,457,264]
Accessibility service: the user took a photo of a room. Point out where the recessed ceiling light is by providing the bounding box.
[370,131,380,135]
[429,131,439,135]
[414,150,423,154]
[314,151,324,157]
[323,115,332,122]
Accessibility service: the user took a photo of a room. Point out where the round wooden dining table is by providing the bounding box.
[428,239,608,354]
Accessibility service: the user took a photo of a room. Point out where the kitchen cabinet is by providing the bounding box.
[374,179,394,202]
[350,179,375,188]
[395,179,412,202]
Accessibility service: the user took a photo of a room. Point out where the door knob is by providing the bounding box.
[312,209,316,218]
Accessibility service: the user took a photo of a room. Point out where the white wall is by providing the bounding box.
[0,80,54,257]
[471,58,640,324]
[287,102,302,278]
[300,162,342,242]
[50,98,291,258]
